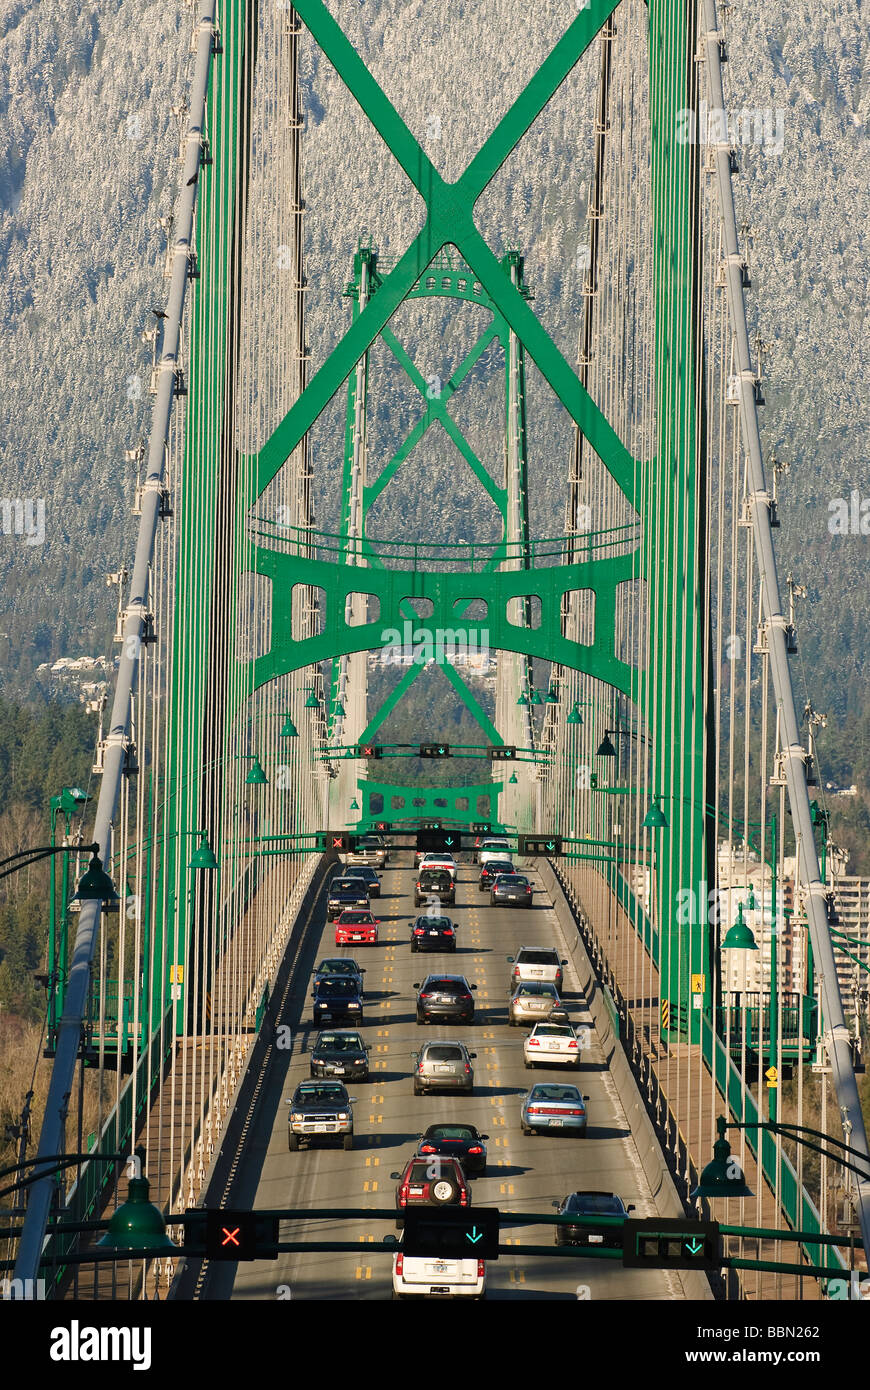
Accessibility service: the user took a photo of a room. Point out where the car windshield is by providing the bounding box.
[517,983,558,997]
[517,949,559,965]
[531,1085,580,1102]
[317,980,356,996]
[340,912,372,923]
[295,1084,346,1103]
[317,1034,362,1051]
[429,1125,476,1141]
[567,1194,624,1214]
[332,880,364,892]
[424,1045,464,1061]
[317,960,356,975]
[533,1025,573,1037]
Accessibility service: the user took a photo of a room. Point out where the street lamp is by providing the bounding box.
[244,756,268,786]
[692,1114,870,1200]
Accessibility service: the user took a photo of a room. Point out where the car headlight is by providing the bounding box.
[337,1112,350,1121]
[290,1112,303,1122]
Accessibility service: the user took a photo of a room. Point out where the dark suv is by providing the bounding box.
[311,975,364,1025]
[414,975,477,1025]
[410,915,457,952]
[327,876,370,921]
[391,1156,470,1228]
[287,1081,355,1151]
[415,867,455,907]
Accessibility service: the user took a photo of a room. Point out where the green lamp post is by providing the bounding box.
[691,1116,754,1199]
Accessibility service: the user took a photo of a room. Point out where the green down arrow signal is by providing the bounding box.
[685,1239,704,1256]
[546,841,556,851]
[466,1227,484,1245]
[445,837,454,845]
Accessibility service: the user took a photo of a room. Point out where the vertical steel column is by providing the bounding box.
[646,0,709,1042]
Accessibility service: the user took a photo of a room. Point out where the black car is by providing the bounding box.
[312,957,366,995]
[478,859,515,891]
[414,974,477,1024]
[414,867,455,907]
[416,1123,489,1176]
[309,1029,370,1081]
[490,873,533,907]
[311,976,364,1025]
[410,915,457,952]
[345,866,381,898]
[327,877,370,921]
[552,1192,635,1248]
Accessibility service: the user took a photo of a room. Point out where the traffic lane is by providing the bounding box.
[453,869,680,1299]
[232,852,681,1299]
[232,863,408,1300]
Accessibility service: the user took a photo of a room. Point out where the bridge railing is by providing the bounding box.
[249,517,640,570]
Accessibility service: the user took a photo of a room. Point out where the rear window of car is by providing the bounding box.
[430,1126,475,1140]
[517,948,559,965]
[424,1045,464,1061]
[484,860,513,872]
[408,1159,458,1182]
[518,982,558,996]
[497,875,528,885]
[533,1025,573,1037]
[415,917,451,928]
[424,977,462,989]
[531,1085,580,1102]
[567,1194,624,1214]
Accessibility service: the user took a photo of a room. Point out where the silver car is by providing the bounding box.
[413,1040,476,1095]
[508,980,566,1027]
[521,1082,589,1136]
[507,945,568,992]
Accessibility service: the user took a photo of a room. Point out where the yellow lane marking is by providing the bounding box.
[376,1044,389,1052]
[359,1234,374,1243]
[499,1183,515,1195]
[355,1267,372,1280]
[368,1113,383,1123]
[509,1269,526,1285]
[364,1155,380,1167]
[370,1094,384,1104]
[363,1180,378,1192]
[373,1060,387,1069]
[377,1029,390,1037]
[492,1115,506,1126]
[492,1136,508,1147]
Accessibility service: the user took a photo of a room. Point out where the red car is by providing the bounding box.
[335,909,379,946]
[391,1155,470,1228]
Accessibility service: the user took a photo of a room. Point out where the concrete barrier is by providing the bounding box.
[538,857,715,1300]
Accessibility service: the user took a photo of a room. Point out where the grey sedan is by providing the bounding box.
[521,1083,589,1136]
[508,980,566,1027]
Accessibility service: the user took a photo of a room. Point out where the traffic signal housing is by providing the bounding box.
[419,743,451,758]
[518,834,563,856]
[622,1218,719,1270]
[205,1209,279,1261]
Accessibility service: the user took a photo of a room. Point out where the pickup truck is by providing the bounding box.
[287,1080,356,1151]
[345,835,387,869]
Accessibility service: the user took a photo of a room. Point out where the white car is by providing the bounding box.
[477,839,512,866]
[392,1250,486,1299]
[523,1021,582,1069]
[418,853,457,880]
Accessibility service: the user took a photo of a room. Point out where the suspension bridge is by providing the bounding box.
[9,0,869,1301]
